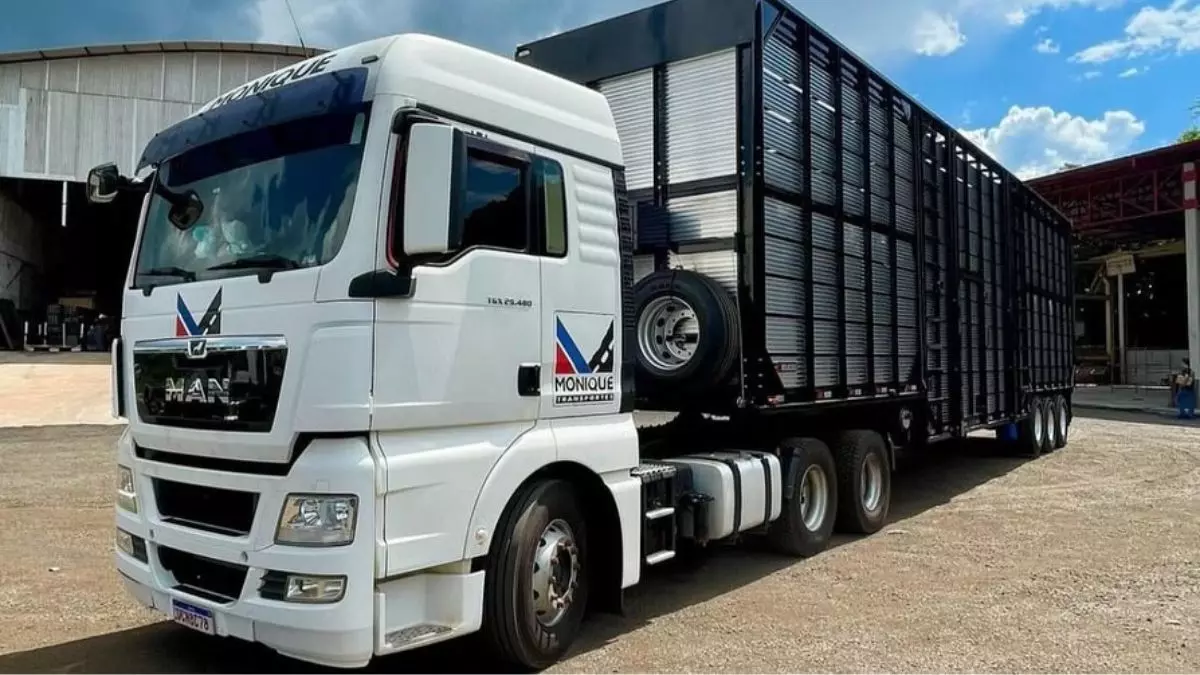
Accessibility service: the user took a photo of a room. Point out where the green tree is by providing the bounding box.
[1180,99,1200,143]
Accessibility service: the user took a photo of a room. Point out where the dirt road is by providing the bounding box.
[0,410,1196,673]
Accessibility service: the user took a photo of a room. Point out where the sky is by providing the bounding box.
[3,0,1199,179]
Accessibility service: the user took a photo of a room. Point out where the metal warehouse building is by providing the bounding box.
[0,40,319,349]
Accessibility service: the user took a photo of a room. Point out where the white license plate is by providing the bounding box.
[171,598,216,636]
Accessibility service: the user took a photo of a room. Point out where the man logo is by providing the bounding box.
[186,338,208,360]
[176,288,222,338]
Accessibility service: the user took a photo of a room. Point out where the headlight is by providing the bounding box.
[286,574,347,603]
[117,465,138,513]
[275,494,358,546]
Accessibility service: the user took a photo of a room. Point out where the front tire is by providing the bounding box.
[482,479,589,671]
[767,437,838,557]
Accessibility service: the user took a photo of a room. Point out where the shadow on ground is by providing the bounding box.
[0,437,1028,674]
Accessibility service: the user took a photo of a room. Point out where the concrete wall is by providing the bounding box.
[0,49,308,181]
[0,182,45,311]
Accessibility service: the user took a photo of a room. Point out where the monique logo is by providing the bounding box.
[553,316,615,406]
[176,288,222,337]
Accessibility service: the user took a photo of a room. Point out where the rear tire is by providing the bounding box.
[1016,398,1043,459]
[829,430,891,535]
[1051,394,1069,449]
[632,269,740,396]
[767,437,838,557]
[1038,397,1055,454]
[482,479,589,671]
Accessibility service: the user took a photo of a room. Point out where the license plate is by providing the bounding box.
[171,598,215,636]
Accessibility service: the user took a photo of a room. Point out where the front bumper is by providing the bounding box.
[114,430,486,668]
[114,431,379,668]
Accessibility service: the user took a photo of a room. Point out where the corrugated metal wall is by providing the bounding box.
[0,50,307,182]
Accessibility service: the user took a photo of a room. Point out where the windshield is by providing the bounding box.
[133,103,371,287]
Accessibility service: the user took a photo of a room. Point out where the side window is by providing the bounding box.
[537,158,567,257]
[460,151,528,252]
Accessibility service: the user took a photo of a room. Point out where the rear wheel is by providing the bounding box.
[829,430,891,535]
[1038,397,1055,454]
[767,437,838,557]
[1052,394,1069,449]
[482,479,588,671]
[1017,398,1044,459]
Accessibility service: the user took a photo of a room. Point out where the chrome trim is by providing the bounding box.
[132,335,287,355]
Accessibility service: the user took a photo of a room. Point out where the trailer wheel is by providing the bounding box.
[767,437,838,557]
[632,269,740,395]
[1051,394,1069,449]
[482,478,589,671]
[829,430,891,535]
[1038,397,1055,454]
[1016,398,1044,459]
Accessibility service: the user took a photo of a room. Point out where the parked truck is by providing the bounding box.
[93,0,1074,669]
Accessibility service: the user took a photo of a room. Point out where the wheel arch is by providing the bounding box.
[468,460,628,617]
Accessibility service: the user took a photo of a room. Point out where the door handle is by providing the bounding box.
[518,363,540,397]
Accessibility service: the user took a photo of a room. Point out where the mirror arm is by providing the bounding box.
[347,267,415,299]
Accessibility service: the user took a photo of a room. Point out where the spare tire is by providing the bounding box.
[632,269,740,395]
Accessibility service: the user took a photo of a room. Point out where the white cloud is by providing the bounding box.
[960,105,1145,178]
[914,11,968,55]
[1071,0,1200,63]
[1083,69,1104,78]
[1007,8,1031,24]
[1118,65,1149,76]
[1035,37,1062,52]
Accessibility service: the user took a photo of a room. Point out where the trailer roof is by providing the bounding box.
[516,0,1068,224]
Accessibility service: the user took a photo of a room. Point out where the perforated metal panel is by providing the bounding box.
[598,69,655,191]
[665,49,737,184]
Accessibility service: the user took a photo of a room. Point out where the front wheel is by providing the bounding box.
[482,479,589,671]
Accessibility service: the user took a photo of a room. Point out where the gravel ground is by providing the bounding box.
[0,410,1197,673]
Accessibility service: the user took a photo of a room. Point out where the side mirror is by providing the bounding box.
[402,123,459,255]
[86,163,121,204]
[167,190,204,230]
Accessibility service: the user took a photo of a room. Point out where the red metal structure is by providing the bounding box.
[1028,139,1200,250]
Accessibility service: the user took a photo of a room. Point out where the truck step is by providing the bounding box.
[645,506,675,521]
[644,550,676,566]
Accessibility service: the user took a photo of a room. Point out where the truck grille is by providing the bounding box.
[132,335,287,433]
[153,479,258,537]
[158,546,248,604]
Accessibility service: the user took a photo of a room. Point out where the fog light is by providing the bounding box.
[116,528,147,562]
[285,574,346,603]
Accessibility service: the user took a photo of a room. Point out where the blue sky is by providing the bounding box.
[4,0,1198,178]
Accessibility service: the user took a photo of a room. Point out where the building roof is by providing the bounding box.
[0,40,325,65]
[1027,138,1200,251]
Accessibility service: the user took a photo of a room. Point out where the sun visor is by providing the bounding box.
[137,66,369,171]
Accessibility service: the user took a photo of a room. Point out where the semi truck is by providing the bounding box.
[93,0,1075,669]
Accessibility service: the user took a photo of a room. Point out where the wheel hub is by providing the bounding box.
[530,519,580,628]
[861,454,883,514]
[637,296,700,371]
[798,464,829,531]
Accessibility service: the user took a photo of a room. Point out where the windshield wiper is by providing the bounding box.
[207,254,302,272]
[207,254,302,282]
[139,266,197,282]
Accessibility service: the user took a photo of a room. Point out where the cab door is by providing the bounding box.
[370,131,544,432]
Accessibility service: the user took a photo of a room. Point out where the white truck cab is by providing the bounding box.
[95,0,1074,670]
[104,33,651,669]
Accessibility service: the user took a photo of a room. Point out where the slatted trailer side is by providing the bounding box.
[516,0,1073,437]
